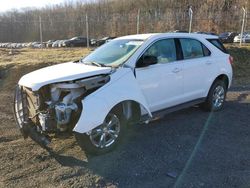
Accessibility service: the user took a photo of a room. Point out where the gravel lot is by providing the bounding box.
[0,48,250,188]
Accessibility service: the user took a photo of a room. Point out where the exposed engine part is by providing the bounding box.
[55,102,78,131]
[50,75,109,102]
[50,86,85,131]
[38,113,49,131]
[38,113,54,132]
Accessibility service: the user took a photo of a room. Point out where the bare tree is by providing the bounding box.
[0,0,249,42]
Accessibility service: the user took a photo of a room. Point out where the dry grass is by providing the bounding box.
[0,46,250,88]
[226,44,250,86]
[0,48,90,91]
[0,48,89,67]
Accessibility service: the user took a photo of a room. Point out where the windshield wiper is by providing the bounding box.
[73,59,81,63]
[83,61,111,67]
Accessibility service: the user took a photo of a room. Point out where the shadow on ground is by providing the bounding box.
[47,92,250,188]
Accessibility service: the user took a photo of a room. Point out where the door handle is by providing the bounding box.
[172,68,181,73]
[206,61,212,65]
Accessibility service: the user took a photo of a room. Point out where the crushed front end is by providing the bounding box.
[13,75,110,148]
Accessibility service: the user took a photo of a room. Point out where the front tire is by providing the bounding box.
[75,111,126,155]
[201,80,227,111]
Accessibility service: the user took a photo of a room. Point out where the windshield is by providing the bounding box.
[81,39,144,67]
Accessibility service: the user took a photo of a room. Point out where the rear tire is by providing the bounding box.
[201,80,227,112]
[75,110,126,155]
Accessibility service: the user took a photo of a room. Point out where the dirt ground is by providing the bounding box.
[0,47,250,188]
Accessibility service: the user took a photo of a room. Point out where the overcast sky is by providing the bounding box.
[0,0,67,12]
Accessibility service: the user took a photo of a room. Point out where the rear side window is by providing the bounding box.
[202,44,211,56]
[179,38,204,59]
[207,39,228,54]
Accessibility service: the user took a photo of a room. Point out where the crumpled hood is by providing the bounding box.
[18,62,112,91]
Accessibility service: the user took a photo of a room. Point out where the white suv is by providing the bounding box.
[14,33,233,154]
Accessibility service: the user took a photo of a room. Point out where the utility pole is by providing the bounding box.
[244,8,247,31]
[245,1,248,32]
[86,14,89,48]
[137,9,140,34]
[240,7,246,46]
[188,6,193,33]
[39,16,43,48]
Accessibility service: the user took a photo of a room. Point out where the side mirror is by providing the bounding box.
[137,55,158,68]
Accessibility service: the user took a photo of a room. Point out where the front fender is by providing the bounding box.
[73,68,152,133]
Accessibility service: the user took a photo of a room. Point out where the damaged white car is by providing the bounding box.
[14,33,233,154]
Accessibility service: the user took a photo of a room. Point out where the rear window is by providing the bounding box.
[207,39,228,54]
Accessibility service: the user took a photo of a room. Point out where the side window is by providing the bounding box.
[179,38,204,59]
[144,39,177,64]
[202,44,211,56]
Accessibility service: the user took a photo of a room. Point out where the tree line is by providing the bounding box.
[0,0,249,42]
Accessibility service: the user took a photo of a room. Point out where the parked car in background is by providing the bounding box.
[31,42,41,48]
[233,32,250,43]
[52,40,61,48]
[46,40,56,48]
[173,30,189,33]
[96,36,116,46]
[90,38,97,46]
[27,42,33,48]
[58,40,67,48]
[194,31,217,36]
[219,32,238,43]
[62,37,89,47]
[14,33,233,155]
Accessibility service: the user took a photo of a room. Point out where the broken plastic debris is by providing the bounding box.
[167,171,178,178]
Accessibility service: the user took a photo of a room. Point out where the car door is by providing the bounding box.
[178,38,213,101]
[135,38,184,112]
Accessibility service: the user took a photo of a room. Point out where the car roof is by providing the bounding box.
[116,33,159,40]
[115,33,218,41]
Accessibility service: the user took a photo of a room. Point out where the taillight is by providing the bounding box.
[229,56,233,65]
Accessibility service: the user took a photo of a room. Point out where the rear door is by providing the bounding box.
[178,38,214,101]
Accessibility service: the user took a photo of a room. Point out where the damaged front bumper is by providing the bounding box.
[13,85,52,148]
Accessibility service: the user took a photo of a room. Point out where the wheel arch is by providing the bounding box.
[73,97,151,134]
[205,74,229,97]
[204,74,229,99]
[214,74,229,89]
[110,100,142,124]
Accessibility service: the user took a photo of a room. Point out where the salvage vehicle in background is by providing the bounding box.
[194,31,217,36]
[234,32,250,43]
[96,36,116,46]
[219,32,238,43]
[62,36,89,47]
[46,40,56,48]
[52,40,59,48]
[14,33,233,155]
